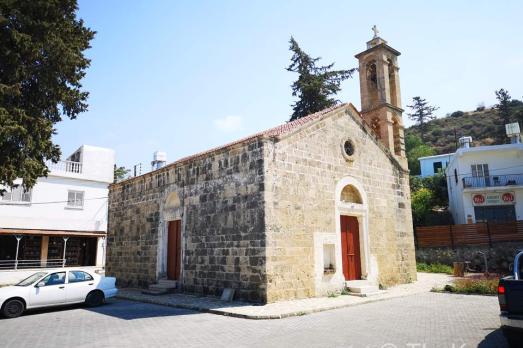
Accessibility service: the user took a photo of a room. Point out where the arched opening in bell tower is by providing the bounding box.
[370,117,381,138]
[388,59,398,107]
[366,61,379,107]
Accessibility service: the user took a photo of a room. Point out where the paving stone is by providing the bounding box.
[0,285,507,348]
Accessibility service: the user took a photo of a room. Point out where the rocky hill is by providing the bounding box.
[405,101,523,154]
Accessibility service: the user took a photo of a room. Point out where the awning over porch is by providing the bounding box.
[0,228,106,237]
[0,228,106,270]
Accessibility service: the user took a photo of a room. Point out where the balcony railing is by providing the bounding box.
[462,174,523,188]
[0,259,66,270]
[47,160,82,174]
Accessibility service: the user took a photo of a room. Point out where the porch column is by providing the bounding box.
[40,236,49,268]
[62,237,69,267]
[14,235,22,270]
[95,236,106,267]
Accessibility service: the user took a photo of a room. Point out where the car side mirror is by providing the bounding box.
[36,281,46,288]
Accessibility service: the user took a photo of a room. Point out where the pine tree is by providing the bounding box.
[113,166,130,183]
[407,97,439,141]
[495,88,512,125]
[0,0,95,190]
[287,37,355,121]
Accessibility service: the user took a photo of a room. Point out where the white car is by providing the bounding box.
[0,269,117,318]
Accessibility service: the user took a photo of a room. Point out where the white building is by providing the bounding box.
[0,145,114,283]
[446,137,523,224]
[418,153,454,177]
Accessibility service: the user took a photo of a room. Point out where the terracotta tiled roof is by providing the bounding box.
[263,103,348,137]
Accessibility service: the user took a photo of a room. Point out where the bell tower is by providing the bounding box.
[355,26,406,163]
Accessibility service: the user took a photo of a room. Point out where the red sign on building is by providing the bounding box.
[502,192,515,202]
[473,194,485,204]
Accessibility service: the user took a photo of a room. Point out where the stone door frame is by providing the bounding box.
[159,191,185,282]
[334,176,374,282]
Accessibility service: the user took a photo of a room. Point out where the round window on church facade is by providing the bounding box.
[342,139,356,161]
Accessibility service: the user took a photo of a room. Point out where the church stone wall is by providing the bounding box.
[107,106,416,304]
[107,139,268,302]
[264,106,416,302]
[106,184,161,288]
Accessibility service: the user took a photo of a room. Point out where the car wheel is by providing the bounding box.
[2,299,25,319]
[85,291,105,307]
[503,327,523,348]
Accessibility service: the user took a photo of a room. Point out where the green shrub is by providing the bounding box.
[416,262,453,274]
[405,133,435,175]
[451,111,464,117]
[445,278,498,295]
[411,188,434,226]
[431,128,442,137]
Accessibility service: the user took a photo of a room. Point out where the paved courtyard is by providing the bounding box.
[116,273,454,319]
[0,292,507,348]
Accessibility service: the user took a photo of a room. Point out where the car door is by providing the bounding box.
[28,271,67,308]
[66,270,96,303]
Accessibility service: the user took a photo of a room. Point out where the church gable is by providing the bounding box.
[263,102,413,302]
[266,103,406,174]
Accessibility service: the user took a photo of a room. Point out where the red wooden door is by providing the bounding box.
[167,220,181,280]
[340,215,361,280]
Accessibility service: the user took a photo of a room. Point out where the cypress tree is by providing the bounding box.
[287,37,355,121]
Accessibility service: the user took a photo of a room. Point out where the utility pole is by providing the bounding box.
[454,128,458,151]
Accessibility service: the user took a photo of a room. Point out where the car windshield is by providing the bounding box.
[15,272,48,286]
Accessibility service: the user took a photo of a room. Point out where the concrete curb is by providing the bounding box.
[116,290,420,320]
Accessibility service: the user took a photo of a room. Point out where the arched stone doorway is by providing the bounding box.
[161,191,182,281]
[334,177,374,283]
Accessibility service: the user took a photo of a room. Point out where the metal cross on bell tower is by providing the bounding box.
[372,25,379,38]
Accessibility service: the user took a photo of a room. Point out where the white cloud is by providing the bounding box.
[213,115,243,132]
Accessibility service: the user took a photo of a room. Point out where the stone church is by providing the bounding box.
[106,32,416,303]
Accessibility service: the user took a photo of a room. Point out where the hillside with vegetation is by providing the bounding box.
[404,91,523,226]
[405,99,523,155]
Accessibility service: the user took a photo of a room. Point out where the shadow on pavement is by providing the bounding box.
[0,298,198,321]
[0,302,85,319]
[84,298,199,320]
[477,328,509,347]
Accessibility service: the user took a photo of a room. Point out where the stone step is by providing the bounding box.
[141,288,169,296]
[345,280,380,295]
[149,283,176,292]
[157,279,177,287]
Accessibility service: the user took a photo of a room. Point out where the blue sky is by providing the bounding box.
[54,0,523,170]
